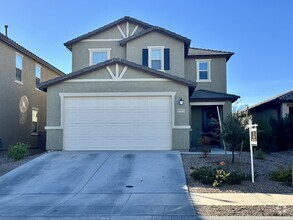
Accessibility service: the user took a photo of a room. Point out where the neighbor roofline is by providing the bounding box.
[248,90,293,111]
[38,58,197,91]
[64,16,153,50]
[0,33,65,76]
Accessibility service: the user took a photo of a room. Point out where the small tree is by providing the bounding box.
[222,114,247,163]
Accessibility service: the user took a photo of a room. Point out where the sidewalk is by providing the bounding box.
[190,193,293,206]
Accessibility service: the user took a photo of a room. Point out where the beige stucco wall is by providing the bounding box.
[126,32,185,78]
[46,64,190,151]
[0,41,62,148]
[71,22,147,72]
[185,57,227,93]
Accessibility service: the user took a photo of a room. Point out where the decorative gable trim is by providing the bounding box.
[38,58,196,91]
[64,16,153,50]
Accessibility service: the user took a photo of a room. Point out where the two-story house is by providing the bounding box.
[0,32,64,149]
[39,16,239,151]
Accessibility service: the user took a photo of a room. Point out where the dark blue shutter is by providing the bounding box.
[164,48,170,70]
[142,49,148,66]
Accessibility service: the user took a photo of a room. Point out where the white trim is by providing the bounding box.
[106,66,115,79]
[195,59,211,82]
[117,25,126,38]
[14,80,24,85]
[130,25,139,36]
[190,101,225,106]
[173,125,191,129]
[119,66,128,79]
[45,126,63,130]
[82,39,122,42]
[64,78,169,83]
[115,64,119,78]
[126,22,129,37]
[148,46,165,71]
[88,48,111,66]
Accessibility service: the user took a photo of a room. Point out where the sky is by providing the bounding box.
[1,0,292,108]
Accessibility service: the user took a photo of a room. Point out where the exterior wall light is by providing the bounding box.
[179,98,184,105]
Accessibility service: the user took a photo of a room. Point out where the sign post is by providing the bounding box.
[247,120,258,183]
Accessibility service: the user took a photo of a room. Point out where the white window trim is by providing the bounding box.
[88,48,111,66]
[147,46,165,71]
[31,107,39,135]
[16,52,23,83]
[35,63,42,90]
[196,59,211,82]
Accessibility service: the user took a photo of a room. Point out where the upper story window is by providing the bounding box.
[35,64,41,87]
[196,59,211,82]
[89,48,111,66]
[16,53,23,83]
[148,46,164,71]
[142,46,170,71]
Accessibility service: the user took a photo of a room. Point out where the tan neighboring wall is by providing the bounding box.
[0,40,62,148]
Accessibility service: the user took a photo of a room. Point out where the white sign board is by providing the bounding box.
[248,124,258,183]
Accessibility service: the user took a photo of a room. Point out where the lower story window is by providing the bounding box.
[32,108,38,134]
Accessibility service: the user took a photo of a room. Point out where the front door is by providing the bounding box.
[202,107,220,145]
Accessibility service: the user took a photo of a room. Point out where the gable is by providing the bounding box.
[64,16,152,50]
[39,59,196,91]
[83,21,147,41]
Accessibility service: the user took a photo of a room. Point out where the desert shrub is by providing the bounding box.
[190,166,214,185]
[8,142,29,161]
[254,149,267,160]
[270,116,293,151]
[269,167,292,186]
[222,114,247,163]
[213,169,230,187]
[190,163,248,187]
[226,171,251,184]
[254,118,274,152]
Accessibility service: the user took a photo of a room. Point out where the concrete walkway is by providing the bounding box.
[191,193,293,206]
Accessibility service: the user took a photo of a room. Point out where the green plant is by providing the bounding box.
[222,114,247,163]
[269,167,292,186]
[254,118,274,152]
[190,164,249,187]
[270,116,293,151]
[190,166,214,185]
[8,142,29,161]
[254,149,267,160]
[213,169,230,187]
[226,171,251,184]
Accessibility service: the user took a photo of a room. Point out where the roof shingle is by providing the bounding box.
[190,89,239,102]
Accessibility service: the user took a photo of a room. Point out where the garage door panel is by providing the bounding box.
[63,96,172,150]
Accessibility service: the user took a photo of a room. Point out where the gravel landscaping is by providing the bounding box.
[182,151,293,193]
[182,151,293,216]
[0,149,44,176]
[196,205,293,216]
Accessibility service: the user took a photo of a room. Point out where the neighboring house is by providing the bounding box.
[39,16,239,151]
[0,32,65,149]
[240,90,293,121]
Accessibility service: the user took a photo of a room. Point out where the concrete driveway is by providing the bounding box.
[0,151,196,219]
